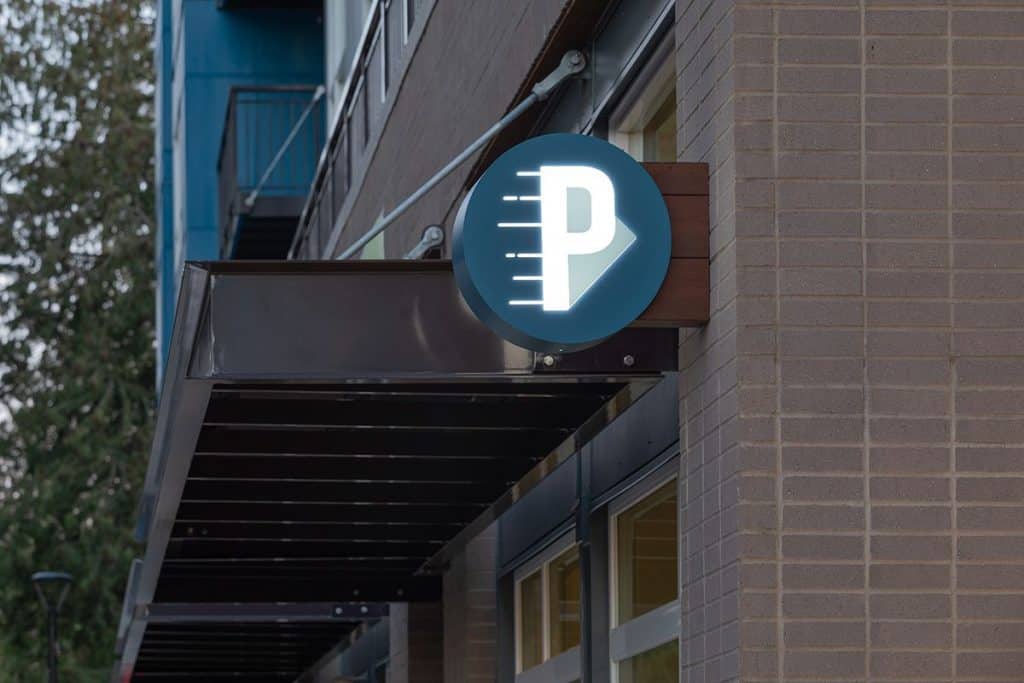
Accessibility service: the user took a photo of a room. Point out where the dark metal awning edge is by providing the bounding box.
[117,260,678,681]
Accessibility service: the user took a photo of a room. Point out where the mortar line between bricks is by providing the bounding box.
[947,4,958,680]
[860,3,873,682]
[772,6,784,682]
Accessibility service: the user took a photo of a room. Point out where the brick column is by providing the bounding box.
[678,1,1024,681]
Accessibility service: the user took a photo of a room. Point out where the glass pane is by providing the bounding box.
[616,480,678,623]
[617,639,679,683]
[519,570,544,671]
[547,546,581,657]
[643,90,677,162]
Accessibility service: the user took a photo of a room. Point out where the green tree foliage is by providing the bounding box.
[0,1,155,679]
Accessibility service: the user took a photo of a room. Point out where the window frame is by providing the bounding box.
[607,30,676,163]
[513,532,582,683]
[607,459,681,680]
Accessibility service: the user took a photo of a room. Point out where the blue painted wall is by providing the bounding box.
[155,0,324,382]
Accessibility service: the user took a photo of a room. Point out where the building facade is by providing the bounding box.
[121,1,1024,682]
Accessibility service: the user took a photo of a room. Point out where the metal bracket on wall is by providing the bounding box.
[336,50,587,260]
[404,224,445,259]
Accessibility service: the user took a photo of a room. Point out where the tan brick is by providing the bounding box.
[779,210,861,237]
[866,153,947,181]
[785,621,867,648]
[872,535,952,562]
[778,151,861,179]
[870,475,951,501]
[957,446,1024,471]
[783,593,865,619]
[870,446,951,474]
[867,67,948,94]
[954,68,1024,95]
[872,592,951,620]
[867,330,949,357]
[871,417,951,444]
[784,651,866,680]
[780,38,861,65]
[958,417,1024,443]
[779,9,861,36]
[783,475,864,501]
[781,267,863,296]
[781,122,861,150]
[958,477,1024,502]
[782,387,864,415]
[778,180,861,209]
[873,505,951,531]
[955,301,1024,328]
[783,563,864,590]
[959,594,1024,619]
[780,298,863,326]
[780,329,863,358]
[868,300,950,326]
[955,38,1024,66]
[871,621,952,649]
[868,38,948,65]
[783,534,864,561]
[866,183,947,210]
[870,388,950,417]
[955,124,1024,152]
[778,94,860,122]
[866,270,948,298]
[959,565,1024,590]
[955,95,1024,123]
[958,623,1024,650]
[782,417,865,444]
[959,652,1024,678]
[871,564,950,590]
[959,506,1024,531]
[959,535,1024,561]
[953,9,1024,37]
[954,389,1024,417]
[867,9,948,36]
[868,359,951,386]
[868,95,948,123]
[781,357,864,384]
[868,123,947,151]
[871,651,952,679]
[866,211,948,238]
[783,504,865,531]
[959,359,1024,387]
[954,330,1024,357]
[779,66,860,93]
[954,242,1024,269]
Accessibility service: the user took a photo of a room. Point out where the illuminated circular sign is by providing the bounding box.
[453,133,671,352]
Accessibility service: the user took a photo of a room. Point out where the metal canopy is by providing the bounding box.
[118,260,677,681]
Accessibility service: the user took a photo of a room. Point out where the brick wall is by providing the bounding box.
[677,0,742,681]
[726,3,1024,682]
[443,525,498,683]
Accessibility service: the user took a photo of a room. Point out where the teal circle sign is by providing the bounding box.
[453,133,671,352]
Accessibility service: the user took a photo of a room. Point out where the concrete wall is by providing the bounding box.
[721,3,1024,681]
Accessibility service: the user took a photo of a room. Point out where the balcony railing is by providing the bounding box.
[218,85,325,259]
[290,0,420,259]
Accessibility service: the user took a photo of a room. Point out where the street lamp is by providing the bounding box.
[31,571,72,683]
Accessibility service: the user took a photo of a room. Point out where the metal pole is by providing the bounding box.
[576,448,593,682]
[335,50,586,260]
[46,607,58,683]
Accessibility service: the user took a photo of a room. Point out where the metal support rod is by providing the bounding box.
[336,50,586,260]
[244,85,326,209]
[577,448,594,682]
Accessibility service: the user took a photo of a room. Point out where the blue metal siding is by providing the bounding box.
[155,0,323,382]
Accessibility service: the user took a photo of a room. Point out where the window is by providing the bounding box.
[609,469,680,683]
[614,479,678,623]
[515,536,581,682]
[608,33,677,162]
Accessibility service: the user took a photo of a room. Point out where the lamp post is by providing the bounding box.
[31,571,72,683]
